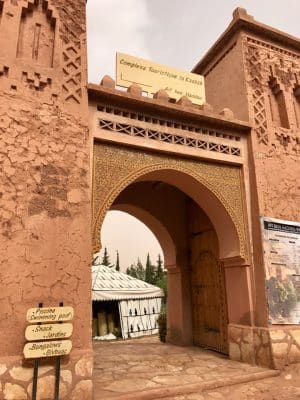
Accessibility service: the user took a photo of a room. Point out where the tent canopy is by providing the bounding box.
[92,265,164,301]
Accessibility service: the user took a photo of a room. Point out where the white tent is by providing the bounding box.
[92,265,164,339]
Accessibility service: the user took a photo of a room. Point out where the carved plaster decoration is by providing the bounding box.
[97,104,242,141]
[246,37,300,61]
[98,118,242,157]
[92,143,247,261]
[274,131,300,154]
[0,65,8,77]
[17,0,56,68]
[294,83,300,102]
[274,64,294,90]
[244,44,268,144]
[22,71,50,89]
[0,0,86,110]
[244,37,300,148]
[21,70,58,100]
[62,43,82,104]
[58,3,85,105]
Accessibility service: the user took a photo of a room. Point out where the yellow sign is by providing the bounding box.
[25,323,73,341]
[23,340,72,359]
[116,52,205,105]
[26,307,74,323]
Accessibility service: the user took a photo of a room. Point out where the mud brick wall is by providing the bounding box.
[0,0,92,398]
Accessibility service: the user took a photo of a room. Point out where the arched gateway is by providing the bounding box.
[89,80,253,355]
[1,2,299,397]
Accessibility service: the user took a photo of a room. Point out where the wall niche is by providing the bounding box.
[17,0,56,68]
[0,1,3,27]
[293,83,300,128]
[268,75,290,129]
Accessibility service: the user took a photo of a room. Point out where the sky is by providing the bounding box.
[87,0,300,83]
[97,211,163,271]
[86,0,300,269]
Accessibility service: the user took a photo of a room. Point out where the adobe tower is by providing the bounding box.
[0,0,92,398]
[194,8,300,368]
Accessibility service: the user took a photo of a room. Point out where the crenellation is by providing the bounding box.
[100,74,115,89]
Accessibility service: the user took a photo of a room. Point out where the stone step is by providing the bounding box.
[100,369,280,400]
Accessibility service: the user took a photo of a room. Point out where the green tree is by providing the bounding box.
[115,251,120,271]
[156,254,164,281]
[126,259,145,280]
[126,264,137,278]
[102,247,112,267]
[145,253,156,284]
[135,258,145,280]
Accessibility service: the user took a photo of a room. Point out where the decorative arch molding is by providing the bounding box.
[110,204,177,268]
[93,143,249,263]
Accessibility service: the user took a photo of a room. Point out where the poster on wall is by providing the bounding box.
[261,217,300,325]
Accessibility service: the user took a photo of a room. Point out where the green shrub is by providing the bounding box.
[157,311,167,343]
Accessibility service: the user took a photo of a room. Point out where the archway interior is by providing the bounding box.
[93,209,166,340]
[103,179,229,353]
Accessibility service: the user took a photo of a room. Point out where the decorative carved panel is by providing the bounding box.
[243,37,300,152]
[92,142,247,260]
[96,104,242,142]
[17,0,56,67]
[98,118,242,157]
[243,36,300,221]
[62,43,82,104]
[244,44,268,144]
[0,0,86,111]
[58,4,85,105]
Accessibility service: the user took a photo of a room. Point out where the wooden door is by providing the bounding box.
[188,201,228,354]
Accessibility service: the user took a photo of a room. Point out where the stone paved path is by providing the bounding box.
[163,363,300,400]
[93,336,281,400]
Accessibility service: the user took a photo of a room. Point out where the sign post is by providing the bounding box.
[55,302,63,400]
[24,303,74,400]
[31,303,43,400]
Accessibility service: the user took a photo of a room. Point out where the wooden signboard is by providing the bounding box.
[23,340,72,359]
[26,307,74,323]
[25,323,73,341]
[24,305,73,399]
[116,52,206,105]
